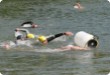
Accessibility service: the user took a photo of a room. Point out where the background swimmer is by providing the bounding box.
[21,21,38,28]
[73,2,84,10]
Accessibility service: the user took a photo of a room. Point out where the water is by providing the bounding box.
[0,0,110,75]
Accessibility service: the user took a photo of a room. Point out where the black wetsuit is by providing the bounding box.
[21,21,33,26]
[46,33,65,42]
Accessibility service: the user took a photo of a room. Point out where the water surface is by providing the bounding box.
[0,0,110,75]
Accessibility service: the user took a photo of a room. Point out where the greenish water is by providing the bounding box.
[0,0,110,75]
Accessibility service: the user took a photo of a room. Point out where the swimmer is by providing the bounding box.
[73,2,84,10]
[15,28,29,40]
[2,28,36,50]
[21,21,38,28]
[1,28,34,49]
[15,28,35,39]
[37,31,73,45]
[14,28,35,46]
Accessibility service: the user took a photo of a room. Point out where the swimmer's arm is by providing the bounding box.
[19,29,30,34]
[56,45,73,50]
[54,31,73,37]
[70,46,88,50]
[57,45,88,50]
[47,32,73,42]
[46,33,65,42]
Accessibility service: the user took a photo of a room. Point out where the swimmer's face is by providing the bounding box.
[32,24,38,28]
[42,40,48,45]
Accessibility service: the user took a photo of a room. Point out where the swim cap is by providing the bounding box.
[17,35,22,40]
[38,36,46,42]
[27,33,35,39]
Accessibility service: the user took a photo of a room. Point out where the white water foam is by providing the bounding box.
[34,48,70,53]
[107,0,110,3]
[0,0,2,3]
[0,40,33,49]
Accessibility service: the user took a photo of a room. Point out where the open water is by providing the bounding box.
[0,0,110,75]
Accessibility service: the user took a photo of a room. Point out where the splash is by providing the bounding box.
[0,0,2,3]
[0,40,33,49]
[107,72,110,75]
[0,72,3,75]
[108,0,110,3]
[34,48,67,53]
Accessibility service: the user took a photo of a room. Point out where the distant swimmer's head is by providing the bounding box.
[27,33,35,39]
[38,36,47,43]
[73,2,84,10]
[21,21,38,28]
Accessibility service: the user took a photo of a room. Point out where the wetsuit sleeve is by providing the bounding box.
[21,21,33,26]
[47,33,65,42]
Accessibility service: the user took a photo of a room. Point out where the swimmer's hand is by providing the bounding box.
[64,32,73,36]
